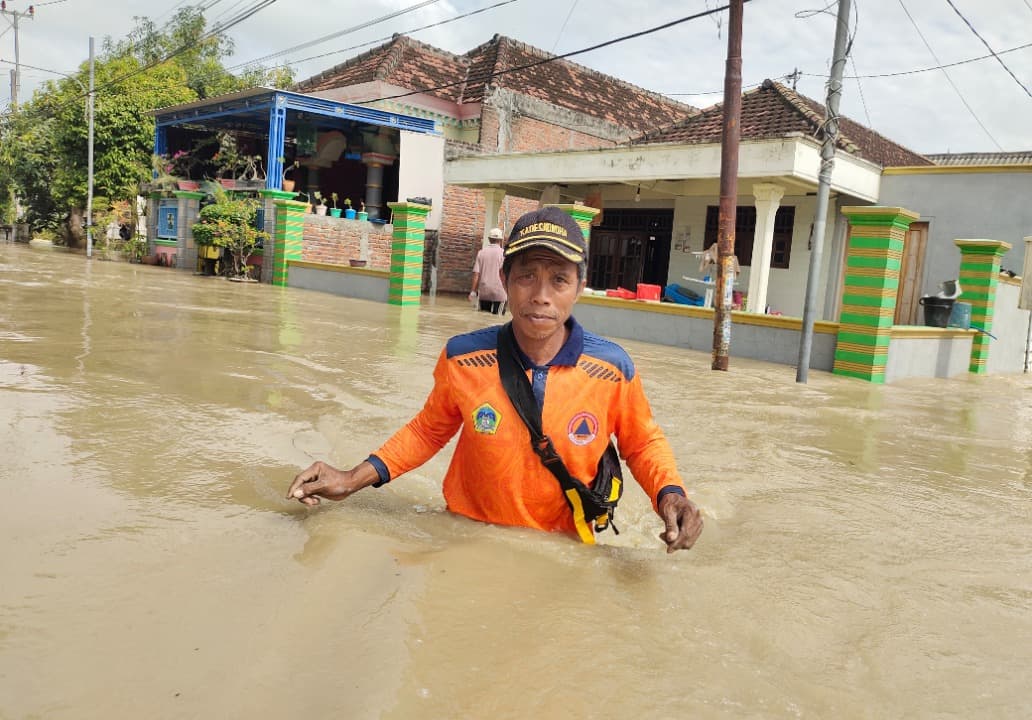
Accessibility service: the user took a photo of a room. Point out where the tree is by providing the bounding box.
[0,9,294,241]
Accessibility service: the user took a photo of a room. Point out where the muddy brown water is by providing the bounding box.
[1,242,1030,719]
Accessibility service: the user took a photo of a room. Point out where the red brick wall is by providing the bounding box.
[301,216,395,269]
[436,108,617,294]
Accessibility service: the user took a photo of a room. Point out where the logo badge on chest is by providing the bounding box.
[567,411,599,445]
[472,403,501,434]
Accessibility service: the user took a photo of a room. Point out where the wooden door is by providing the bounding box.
[895,221,928,325]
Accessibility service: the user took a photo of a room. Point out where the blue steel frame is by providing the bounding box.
[153,89,438,190]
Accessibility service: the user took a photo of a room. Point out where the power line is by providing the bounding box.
[358,1,751,106]
[894,0,1002,150]
[233,0,444,70]
[234,0,517,74]
[799,41,1032,79]
[943,0,1031,99]
[847,0,870,126]
[551,0,580,53]
[90,0,282,97]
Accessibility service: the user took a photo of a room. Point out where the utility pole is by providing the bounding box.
[796,0,851,383]
[711,0,743,371]
[0,1,35,109]
[86,36,95,259]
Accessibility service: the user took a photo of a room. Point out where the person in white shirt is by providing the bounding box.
[469,227,508,314]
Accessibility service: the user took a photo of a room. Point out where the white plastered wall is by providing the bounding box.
[397,131,445,231]
[667,193,842,318]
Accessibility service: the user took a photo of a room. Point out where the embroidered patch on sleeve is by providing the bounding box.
[472,403,501,434]
[567,411,599,445]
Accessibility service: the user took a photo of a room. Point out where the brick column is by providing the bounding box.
[547,203,600,243]
[833,206,919,383]
[260,190,297,283]
[146,193,161,255]
[387,201,431,306]
[174,190,204,269]
[270,199,307,287]
[955,239,1011,374]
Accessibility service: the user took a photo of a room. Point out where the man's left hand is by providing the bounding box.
[658,493,704,553]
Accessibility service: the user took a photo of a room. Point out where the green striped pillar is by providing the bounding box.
[547,203,600,243]
[271,199,308,287]
[387,201,431,306]
[955,239,1011,374]
[833,206,920,383]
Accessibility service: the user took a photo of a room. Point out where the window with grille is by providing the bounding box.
[704,205,795,269]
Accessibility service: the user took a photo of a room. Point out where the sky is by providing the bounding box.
[1,0,1030,155]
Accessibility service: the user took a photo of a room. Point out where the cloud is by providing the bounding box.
[5,0,1030,152]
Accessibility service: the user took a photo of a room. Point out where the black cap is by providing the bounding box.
[504,206,587,264]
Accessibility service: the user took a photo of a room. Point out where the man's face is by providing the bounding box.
[502,249,585,342]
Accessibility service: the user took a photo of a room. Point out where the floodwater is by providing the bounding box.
[1,242,1030,719]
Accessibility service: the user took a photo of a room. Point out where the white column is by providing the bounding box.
[482,188,506,247]
[746,182,785,313]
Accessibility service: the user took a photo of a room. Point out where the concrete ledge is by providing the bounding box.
[575,295,838,370]
[886,329,975,381]
[288,260,389,303]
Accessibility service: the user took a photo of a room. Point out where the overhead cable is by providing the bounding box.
[943,0,1031,98]
[357,1,752,105]
[895,0,1002,150]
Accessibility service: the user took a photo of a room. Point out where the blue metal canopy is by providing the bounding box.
[152,87,439,190]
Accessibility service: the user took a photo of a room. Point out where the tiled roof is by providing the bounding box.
[927,151,1032,166]
[295,35,468,103]
[461,36,693,132]
[633,80,933,168]
[294,34,694,133]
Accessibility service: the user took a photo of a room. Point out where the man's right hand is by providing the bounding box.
[286,461,378,507]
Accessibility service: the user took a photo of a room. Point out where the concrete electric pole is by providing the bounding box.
[0,1,35,109]
[796,0,851,383]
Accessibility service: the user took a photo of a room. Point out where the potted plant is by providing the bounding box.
[343,197,356,219]
[148,154,179,193]
[213,131,243,189]
[191,188,268,280]
[313,191,328,216]
[357,199,368,221]
[279,158,299,192]
[329,192,342,218]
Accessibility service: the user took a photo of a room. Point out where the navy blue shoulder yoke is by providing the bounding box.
[446,325,501,358]
[581,331,636,381]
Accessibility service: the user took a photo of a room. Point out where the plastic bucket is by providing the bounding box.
[948,301,972,329]
[919,296,954,328]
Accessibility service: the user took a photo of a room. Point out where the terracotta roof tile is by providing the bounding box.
[294,34,694,134]
[295,35,469,103]
[461,35,693,132]
[633,80,933,168]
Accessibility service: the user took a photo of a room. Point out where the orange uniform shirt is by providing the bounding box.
[371,319,685,536]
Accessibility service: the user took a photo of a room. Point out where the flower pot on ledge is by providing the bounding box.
[330,208,342,218]
[344,208,356,219]
[357,211,368,221]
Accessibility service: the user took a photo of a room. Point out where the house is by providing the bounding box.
[295,33,695,292]
[878,150,1032,321]
[448,79,937,318]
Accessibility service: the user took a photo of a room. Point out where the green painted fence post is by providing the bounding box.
[833,206,920,383]
[271,199,307,287]
[387,201,431,306]
[955,239,1011,374]
[546,203,600,243]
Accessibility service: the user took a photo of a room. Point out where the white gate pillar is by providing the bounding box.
[746,182,785,313]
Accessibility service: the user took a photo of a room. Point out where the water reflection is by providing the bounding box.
[1,243,1031,719]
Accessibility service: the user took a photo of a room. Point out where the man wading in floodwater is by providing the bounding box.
[288,207,703,551]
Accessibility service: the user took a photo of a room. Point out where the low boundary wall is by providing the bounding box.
[575,295,840,371]
[287,261,390,303]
